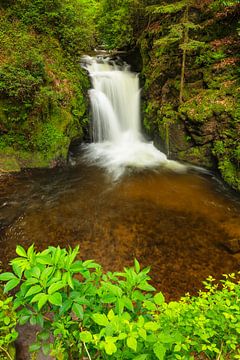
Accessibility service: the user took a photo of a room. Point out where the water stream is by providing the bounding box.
[81,56,186,179]
[0,56,240,300]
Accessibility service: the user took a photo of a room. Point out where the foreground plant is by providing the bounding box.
[0,245,239,359]
[0,291,17,360]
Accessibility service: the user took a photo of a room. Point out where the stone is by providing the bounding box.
[223,238,240,254]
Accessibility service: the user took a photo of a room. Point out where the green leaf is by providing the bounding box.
[138,282,156,292]
[153,343,166,360]
[123,296,134,311]
[37,255,52,265]
[118,333,127,340]
[25,285,42,298]
[16,245,27,257]
[154,293,165,305]
[70,260,83,273]
[42,343,51,356]
[19,315,31,325]
[27,244,35,258]
[30,316,37,326]
[48,292,62,306]
[25,277,39,286]
[101,294,117,303]
[144,322,160,331]
[72,303,83,319]
[79,331,92,343]
[92,313,109,326]
[29,343,41,353]
[67,272,74,289]
[158,333,174,343]
[0,272,17,281]
[134,259,140,273]
[105,283,123,297]
[133,355,148,360]
[38,330,50,341]
[40,266,54,280]
[48,281,65,295]
[60,299,73,315]
[31,266,41,279]
[144,300,157,311]
[31,293,44,303]
[82,259,100,269]
[12,264,23,278]
[38,294,49,310]
[104,341,117,355]
[68,246,79,266]
[107,309,115,321]
[138,328,147,340]
[127,336,137,351]
[4,316,10,325]
[4,278,20,293]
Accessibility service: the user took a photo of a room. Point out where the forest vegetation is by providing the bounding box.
[0,0,239,189]
[0,245,240,359]
[0,1,240,358]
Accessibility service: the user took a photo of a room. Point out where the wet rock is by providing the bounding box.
[16,325,53,360]
[223,238,240,254]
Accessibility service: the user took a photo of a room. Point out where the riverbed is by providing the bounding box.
[0,161,239,300]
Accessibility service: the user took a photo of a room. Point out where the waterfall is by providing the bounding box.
[81,55,186,179]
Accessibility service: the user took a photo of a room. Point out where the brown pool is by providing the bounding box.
[0,162,239,300]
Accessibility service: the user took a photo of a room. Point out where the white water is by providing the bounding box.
[82,55,186,179]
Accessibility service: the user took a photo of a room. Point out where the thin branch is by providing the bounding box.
[216,342,223,360]
[84,342,92,360]
[0,345,14,360]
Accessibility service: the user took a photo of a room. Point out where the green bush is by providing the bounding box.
[97,0,146,49]
[5,0,97,58]
[0,245,239,359]
[0,291,18,360]
[0,8,90,160]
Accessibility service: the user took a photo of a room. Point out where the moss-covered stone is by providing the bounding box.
[140,1,240,191]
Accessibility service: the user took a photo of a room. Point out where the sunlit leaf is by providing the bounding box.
[92,313,109,326]
[4,278,20,293]
[25,285,42,298]
[127,336,137,351]
[0,272,17,281]
[16,245,27,258]
[72,303,83,319]
[48,292,62,306]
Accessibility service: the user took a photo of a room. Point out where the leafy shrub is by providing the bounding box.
[97,0,146,49]
[6,0,97,57]
[0,245,239,359]
[0,10,90,158]
[0,291,18,360]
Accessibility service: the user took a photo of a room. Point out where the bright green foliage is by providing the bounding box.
[4,0,97,58]
[0,291,18,360]
[0,245,240,359]
[97,0,146,49]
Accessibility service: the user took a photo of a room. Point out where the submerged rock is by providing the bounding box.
[223,238,240,254]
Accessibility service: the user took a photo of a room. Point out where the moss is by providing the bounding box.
[218,158,240,191]
[178,146,214,168]
[0,10,91,167]
[139,0,240,191]
[179,90,236,123]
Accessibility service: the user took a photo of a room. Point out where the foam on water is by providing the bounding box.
[82,55,186,179]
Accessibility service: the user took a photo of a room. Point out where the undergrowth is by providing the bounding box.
[0,245,239,359]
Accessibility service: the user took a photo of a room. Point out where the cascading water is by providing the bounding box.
[82,55,186,179]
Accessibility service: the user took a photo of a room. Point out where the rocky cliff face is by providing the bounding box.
[140,1,240,190]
